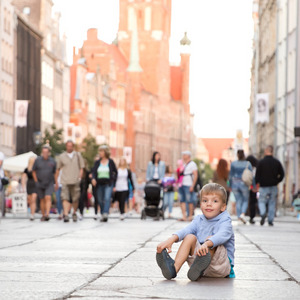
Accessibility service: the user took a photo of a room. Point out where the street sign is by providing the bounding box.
[11,193,27,214]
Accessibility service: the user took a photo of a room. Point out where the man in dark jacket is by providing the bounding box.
[255,145,284,226]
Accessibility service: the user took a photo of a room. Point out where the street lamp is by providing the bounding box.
[33,131,42,152]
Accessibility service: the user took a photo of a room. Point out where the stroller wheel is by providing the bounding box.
[154,211,161,221]
[141,210,146,220]
[161,210,165,220]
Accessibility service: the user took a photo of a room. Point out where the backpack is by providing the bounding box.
[242,161,253,187]
[193,169,203,193]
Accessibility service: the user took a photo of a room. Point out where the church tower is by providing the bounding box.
[118,0,171,97]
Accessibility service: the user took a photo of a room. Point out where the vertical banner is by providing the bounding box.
[14,100,29,127]
[123,147,132,164]
[255,93,269,124]
[64,123,75,142]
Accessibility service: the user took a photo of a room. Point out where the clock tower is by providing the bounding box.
[118,0,172,97]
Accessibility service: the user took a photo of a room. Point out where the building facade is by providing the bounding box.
[70,0,195,178]
[13,0,70,134]
[249,0,300,205]
[0,0,14,156]
[15,14,42,154]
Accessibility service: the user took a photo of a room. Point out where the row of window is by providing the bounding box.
[128,6,152,31]
[110,107,125,124]
[41,95,53,124]
[2,7,12,35]
[42,61,54,89]
[1,40,13,74]
[0,124,13,148]
[0,80,13,114]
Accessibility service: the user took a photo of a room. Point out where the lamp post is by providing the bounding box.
[33,131,42,153]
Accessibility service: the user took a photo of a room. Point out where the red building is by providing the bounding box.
[70,0,195,177]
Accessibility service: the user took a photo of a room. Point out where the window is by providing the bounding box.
[117,109,124,124]
[0,124,13,147]
[128,7,135,31]
[42,96,54,124]
[42,61,54,89]
[109,130,117,147]
[144,7,151,31]
[88,98,96,113]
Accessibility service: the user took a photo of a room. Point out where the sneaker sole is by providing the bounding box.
[156,252,175,280]
[187,252,211,281]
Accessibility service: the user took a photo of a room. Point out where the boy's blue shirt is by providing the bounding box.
[174,210,235,266]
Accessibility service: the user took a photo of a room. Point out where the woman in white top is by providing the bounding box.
[113,157,135,220]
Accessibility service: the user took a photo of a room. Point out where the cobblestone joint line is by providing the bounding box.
[236,228,300,286]
[0,224,102,250]
[62,221,177,300]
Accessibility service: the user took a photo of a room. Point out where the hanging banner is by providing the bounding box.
[14,100,29,127]
[255,93,269,124]
[64,123,75,142]
[123,147,132,164]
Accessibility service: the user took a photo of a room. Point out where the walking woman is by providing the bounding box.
[246,155,258,224]
[146,151,165,183]
[213,159,230,204]
[229,149,253,224]
[22,157,37,221]
[113,157,135,220]
[91,145,117,222]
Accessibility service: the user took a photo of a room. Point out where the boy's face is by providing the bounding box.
[200,193,226,219]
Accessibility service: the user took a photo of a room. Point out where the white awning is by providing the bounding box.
[2,151,37,173]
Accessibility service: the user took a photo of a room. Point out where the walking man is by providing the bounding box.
[32,146,56,221]
[56,140,84,222]
[255,145,285,226]
[179,151,198,222]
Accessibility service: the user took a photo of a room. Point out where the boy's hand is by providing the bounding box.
[197,239,213,256]
[157,235,179,253]
[197,242,209,256]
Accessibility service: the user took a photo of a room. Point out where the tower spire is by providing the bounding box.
[127,10,142,72]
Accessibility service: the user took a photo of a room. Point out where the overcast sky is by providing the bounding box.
[53,0,253,139]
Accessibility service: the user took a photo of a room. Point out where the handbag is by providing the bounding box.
[242,162,253,187]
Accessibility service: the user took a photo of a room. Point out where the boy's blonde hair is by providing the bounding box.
[200,183,227,204]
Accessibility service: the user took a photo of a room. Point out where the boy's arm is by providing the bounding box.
[206,220,233,248]
[174,216,199,241]
[157,235,179,253]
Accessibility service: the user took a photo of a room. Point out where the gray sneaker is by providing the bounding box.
[72,213,77,222]
[156,249,177,280]
[63,215,69,223]
[187,252,211,281]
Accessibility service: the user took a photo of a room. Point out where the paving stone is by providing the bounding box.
[0,210,299,300]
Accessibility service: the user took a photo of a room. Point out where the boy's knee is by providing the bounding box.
[184,234,197,242]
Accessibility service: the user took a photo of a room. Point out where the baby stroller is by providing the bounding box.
[141,180,164,220]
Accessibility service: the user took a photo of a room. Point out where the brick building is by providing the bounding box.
[71,0,195,178]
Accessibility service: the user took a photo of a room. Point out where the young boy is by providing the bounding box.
[156,183,235,281]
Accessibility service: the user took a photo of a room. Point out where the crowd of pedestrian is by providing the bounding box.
[0,142,286,226]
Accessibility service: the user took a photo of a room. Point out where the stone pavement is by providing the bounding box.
[0,211,300,300]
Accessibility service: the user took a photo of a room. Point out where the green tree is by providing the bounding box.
[81,134,99,170]
[193,158,213,185]
[37,124,65,157]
